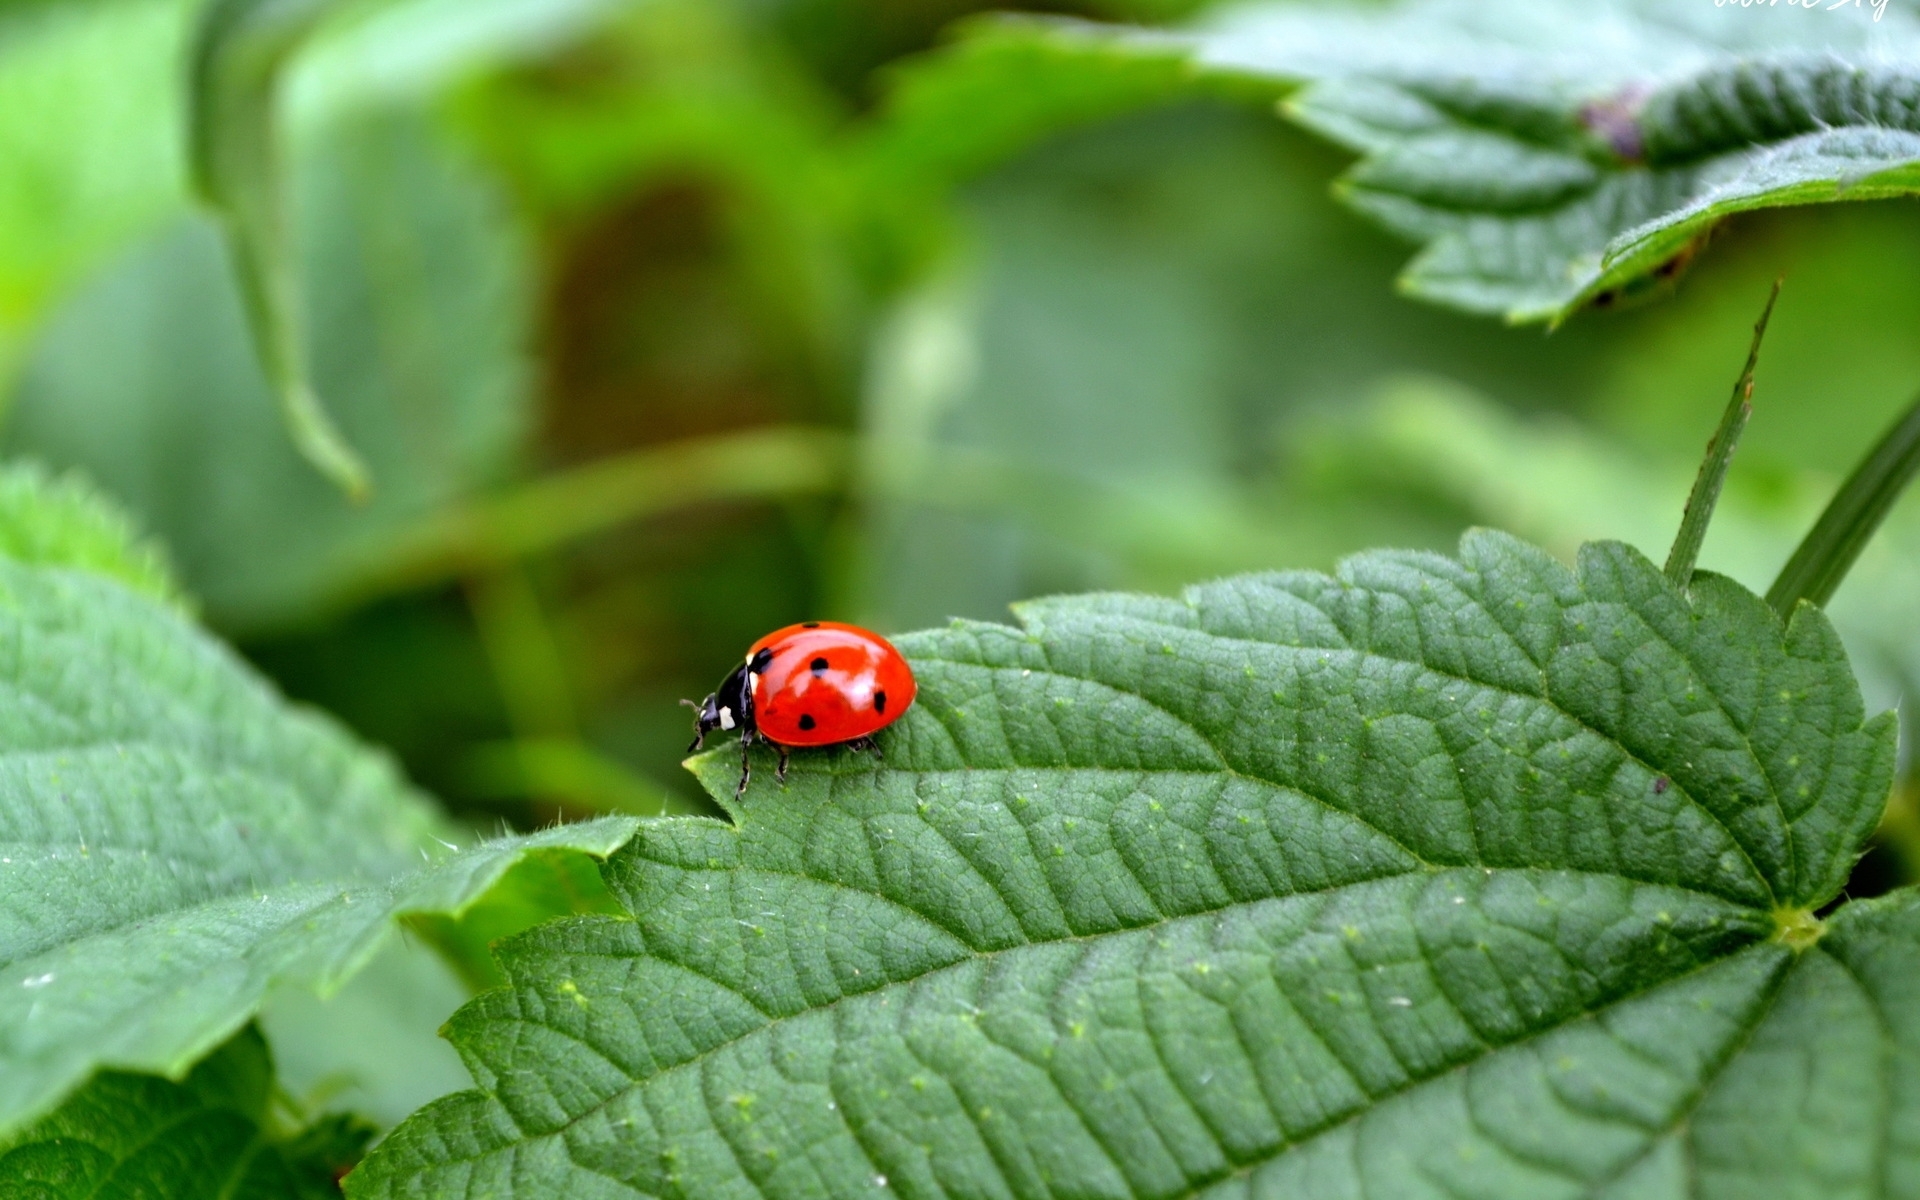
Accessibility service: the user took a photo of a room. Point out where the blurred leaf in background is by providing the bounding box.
[258,938,474,1130]
[8,0,1920,862]
[0,0,190,387]
[5,0,552,631]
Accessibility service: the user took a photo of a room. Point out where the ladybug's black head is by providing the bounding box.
[683,662,754,753]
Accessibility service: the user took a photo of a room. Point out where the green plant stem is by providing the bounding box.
[1767,388,1920,616]
[1664,280,1778,589]
[340,427,857,603]
[326,426,1309,615]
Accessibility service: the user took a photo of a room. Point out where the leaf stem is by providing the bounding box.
[1767,387,1920,616]
[1664,279,1779,589]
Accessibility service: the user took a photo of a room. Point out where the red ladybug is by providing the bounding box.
[685,621,916,797]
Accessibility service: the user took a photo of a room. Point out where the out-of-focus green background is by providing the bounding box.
[10,0,1920,823]
[9,0,1920,1128]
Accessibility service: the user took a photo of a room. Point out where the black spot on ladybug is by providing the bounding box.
[1653,775,1671,794]
[810,657,829,675]
[802,621,820,629]
[874,690,887,713]
[750,649,773,673]
[798,713,816,731]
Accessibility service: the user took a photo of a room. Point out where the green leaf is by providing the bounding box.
[352,530,1902,1197]
[0,555,639,1134]
[188,0,372,496]
[855,17,1256,207]
[406,845,630,993]
[171,0,620,507]
[1011,0,1920,322]
[0,1025,371,1199]
[7,102,533,631]
[259,936,475,1129]
[0,0,194,384]
[0,459,180,605]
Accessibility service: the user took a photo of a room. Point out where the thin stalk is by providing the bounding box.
[1665,280,1780,589]
[1767,389,1920,615]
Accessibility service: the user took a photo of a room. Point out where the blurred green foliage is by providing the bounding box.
[5,0,1920,1149]
[6,0,1920,826]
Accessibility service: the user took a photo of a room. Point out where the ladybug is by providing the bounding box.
[685,621,916,798]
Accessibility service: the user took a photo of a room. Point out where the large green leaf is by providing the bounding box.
[0,1025,371,1198]
[0,553,638,1135]
[352,530,1905,1197]
[999,0,1920,322]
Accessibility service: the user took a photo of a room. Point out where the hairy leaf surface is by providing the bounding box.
[0,558,637,1134]
[0,1025,370,1198]
[999,0,1920,321]
[353,531,1906,1198]
[0,460,179,605]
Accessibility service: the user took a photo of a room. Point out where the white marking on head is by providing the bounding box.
[718,706,736,731]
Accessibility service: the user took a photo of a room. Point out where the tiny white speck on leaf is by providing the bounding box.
[22,973,54,989]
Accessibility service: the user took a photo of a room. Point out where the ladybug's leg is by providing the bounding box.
[734,728,754,799]
[775,747,789,785]
[846,736,884,762]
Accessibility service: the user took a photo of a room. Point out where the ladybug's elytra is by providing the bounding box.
[685,621,916,798]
